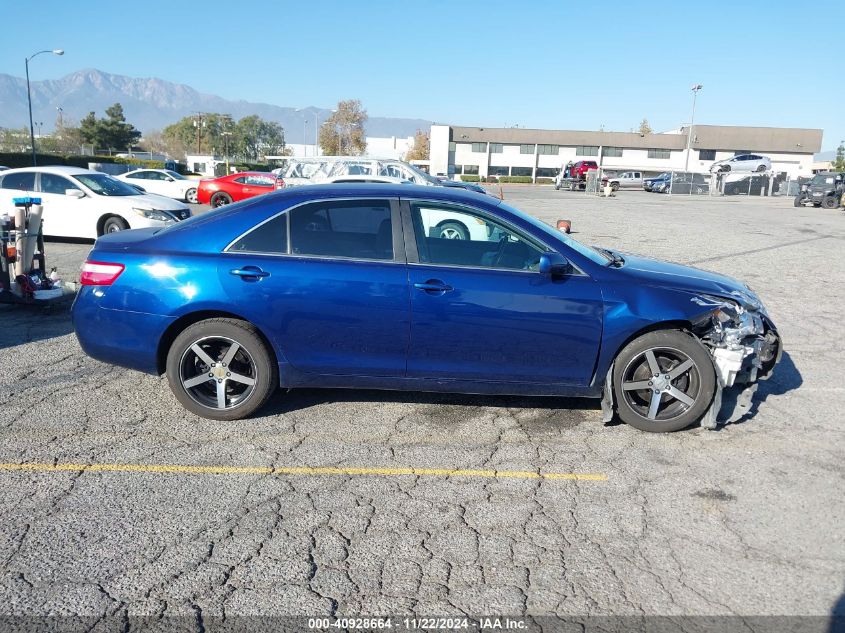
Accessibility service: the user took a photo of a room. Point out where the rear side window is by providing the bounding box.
[1,172,36,191]
[228,213,288,254]
[290,200,393,261]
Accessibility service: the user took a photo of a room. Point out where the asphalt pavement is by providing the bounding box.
[0,188,843,627]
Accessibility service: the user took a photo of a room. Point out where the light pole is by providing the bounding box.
[684,83,703,172]
[26,48,64,165]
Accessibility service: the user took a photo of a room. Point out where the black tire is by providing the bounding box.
[210,192,233,208]
[793,195,803,207]
[612,330,716,433]
[185,188,198,204]
[610,182,619,192]
[756,164,766,172]
[813,203,821,208]
[437,221,469,240]
[165,318,278,421]
[102,216,129,234]
[821,196,838,209]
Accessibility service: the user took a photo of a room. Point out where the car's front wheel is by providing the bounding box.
[166,318,278,421]
[102,216,129,234]
[821,196,838,209]
[612,330,716,432]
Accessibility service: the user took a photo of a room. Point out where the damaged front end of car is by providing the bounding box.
[690,292,782,428]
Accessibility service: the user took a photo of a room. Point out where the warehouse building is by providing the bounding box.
[429,124,823,181]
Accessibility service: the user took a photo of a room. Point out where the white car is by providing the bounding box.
[117,168,199,203]
[710,154,771,173]
[0,166,192,239]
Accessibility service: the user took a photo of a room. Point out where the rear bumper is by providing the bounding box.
[72,288,174,375]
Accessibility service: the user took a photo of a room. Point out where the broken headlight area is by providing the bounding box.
[691,294,782,428]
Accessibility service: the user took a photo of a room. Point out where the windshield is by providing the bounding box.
[404,163,440,185]
[74,173,142,196]
[811,175,835,186]
[165,170,186,180]
[497,201,612,265]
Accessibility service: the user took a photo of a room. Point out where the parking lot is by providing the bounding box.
[0,188,843,625]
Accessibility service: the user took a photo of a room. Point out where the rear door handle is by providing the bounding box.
[414,280,453,293]
[230,266,270,280]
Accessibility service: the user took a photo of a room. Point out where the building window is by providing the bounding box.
[647,148,671,159]
[537,144,559,155]
[602,146,623,157]
[535,167,560,178]
[464,165,479,175]
[511,166,533,177]
[452,165,463,175]
[488,165,509,176]
[576,146,599,156]
[519,144,535,154]
[490,143,503,153]
[471,142,487,153]
[699,149,716,161]
[448,142,456,152]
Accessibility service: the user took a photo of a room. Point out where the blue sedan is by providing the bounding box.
[72,184,781,432]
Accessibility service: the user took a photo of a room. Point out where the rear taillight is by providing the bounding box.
[80,261,125,286]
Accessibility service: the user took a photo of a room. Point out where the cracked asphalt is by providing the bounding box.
[0,188,843,625]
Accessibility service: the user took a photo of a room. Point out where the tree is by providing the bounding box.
[638,118,653,135]
[832,140,845,172]
[78,103,141,151]
[234,115,285,161]
[404,129,430,162]
[319,99,367,155]
[162,113,284,160]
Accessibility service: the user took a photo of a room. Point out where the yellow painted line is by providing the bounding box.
[0,462,607,481]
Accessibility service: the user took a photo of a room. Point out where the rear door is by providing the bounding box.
[402,199,604,385]
[219,197,410,377]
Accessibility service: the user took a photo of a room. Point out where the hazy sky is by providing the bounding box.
[2,0,842,151]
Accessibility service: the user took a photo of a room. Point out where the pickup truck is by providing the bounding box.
[607,171,643,191]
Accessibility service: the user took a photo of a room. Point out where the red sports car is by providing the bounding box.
[197,172,282,207]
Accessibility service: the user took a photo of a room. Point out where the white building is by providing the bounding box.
[430,124,823,181]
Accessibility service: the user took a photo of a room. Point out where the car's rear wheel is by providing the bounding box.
[102,216,128,234]
[210,192,233,208]
[611,182,619,192]
[438,221,469,240]
[612,330,715,433]
[186,188,198,204]
[166,318,277,421]
[821,196,838,209]
[756,164,766,172]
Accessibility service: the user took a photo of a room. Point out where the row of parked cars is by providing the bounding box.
[0,158,493,240]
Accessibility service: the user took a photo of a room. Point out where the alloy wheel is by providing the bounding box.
[620,347,701,421]
[179,336,257,410]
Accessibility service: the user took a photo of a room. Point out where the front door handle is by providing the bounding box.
[414,280,453,294]
[230,266,270,281]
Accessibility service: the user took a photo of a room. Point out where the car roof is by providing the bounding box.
[0,165,99,176]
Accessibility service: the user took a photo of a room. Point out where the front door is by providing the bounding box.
[219,198,409,377]
[403,201,604,386]
[36,172,96,238]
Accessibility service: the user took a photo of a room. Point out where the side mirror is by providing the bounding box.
[65,189,85,198]
[538,252,571,276]
[165,176,174,182]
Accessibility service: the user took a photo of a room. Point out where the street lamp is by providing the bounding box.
[684,83,703,172]
[26,48,63,166]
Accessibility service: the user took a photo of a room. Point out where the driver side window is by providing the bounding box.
[410,203,545,271]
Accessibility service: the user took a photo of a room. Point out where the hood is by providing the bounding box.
[616,253,754,301]
[128,193,187,210]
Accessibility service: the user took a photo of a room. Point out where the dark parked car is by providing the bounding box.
[664,173,710,195]
[794,172,844,208]
[643,173,670,191]
[72,184,780,433]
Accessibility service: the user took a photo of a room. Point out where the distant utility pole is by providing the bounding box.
[193,112,207,154]
[685,84,703,172]
[56,106,63,128]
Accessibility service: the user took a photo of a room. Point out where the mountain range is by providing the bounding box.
[0,69,432,144]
